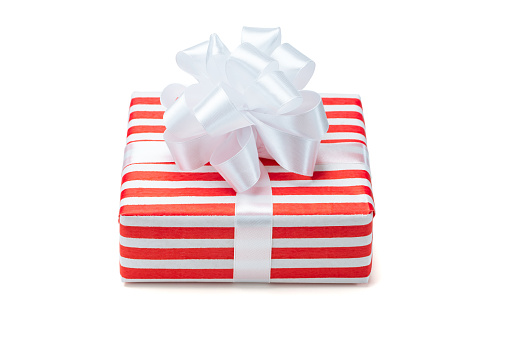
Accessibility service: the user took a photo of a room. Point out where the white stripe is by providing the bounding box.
[120,236,233,248]
[273,255,372,268]
[119,213,373,227]
[274,214,373,227]
[120,196,235,207]
[120,257,232,269]
[119,234,372,249]
[274,234,372,248]
[119,255,372,269]
[126,133,163,143]
[327,118,365,128]
[323,105,363,113]
[119,194,373,207]
[129,104,165,113]
[121,180,228,190]
[323,133,366,143]
[128,119,164,128]
[120,178,372,190]
[122,163,219,174]
[120,215,235,227]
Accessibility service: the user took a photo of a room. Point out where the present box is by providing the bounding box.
[119,92,374,283]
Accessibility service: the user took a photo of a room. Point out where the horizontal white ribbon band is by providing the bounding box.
[123,140,369,169]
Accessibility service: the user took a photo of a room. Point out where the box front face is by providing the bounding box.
[119,93,374,283]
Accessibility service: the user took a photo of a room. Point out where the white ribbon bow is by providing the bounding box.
[161,27,329,192]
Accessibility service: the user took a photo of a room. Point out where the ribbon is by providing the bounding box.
[160,27,329,282]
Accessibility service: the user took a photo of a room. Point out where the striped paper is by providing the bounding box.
[119,92,374,283]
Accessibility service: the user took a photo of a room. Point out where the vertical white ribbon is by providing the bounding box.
[233,161,273,283]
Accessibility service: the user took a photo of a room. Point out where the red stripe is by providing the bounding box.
[269,170,371,181]
[322,97,362,108]
[273,222,372,239]
[119,202,373,216]
[273,244,371,259]
[120,266,233,279]
[126,139,164,145]
[130,97,161,106]
[119,222,372,240]
[325,111,364,122]
[121,169,371,184]
[120,225,234,239]
[274,186,373,197]
[120,265,371,279]
[328,125,366,136]
[321,139,366,146]
[120,186,372,199]
[120,245,233,260]
[129,111,164,120]
[271,263,371,279]
[120,243,371,260]
[121,171,223,184]
[121,187,236,198]
[127,125,165,136]
[260,158,281,166]
[119,204,235,216]
[273,203,374,216]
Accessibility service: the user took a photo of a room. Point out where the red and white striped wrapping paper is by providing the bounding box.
[119,92,374,283]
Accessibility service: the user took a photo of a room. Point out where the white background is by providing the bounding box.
[1,1,508,338]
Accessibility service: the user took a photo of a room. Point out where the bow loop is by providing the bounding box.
[206,34,230,84]
[241,27,282,55]
[161,27,328,192]
[271,43,315,90]
[226,43,279,92]
[194,85,252,137]
[210,127,260,192]
[244,71,302,114]
[175,41,210,82]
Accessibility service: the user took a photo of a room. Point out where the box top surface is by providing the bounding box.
[120,93,373,218]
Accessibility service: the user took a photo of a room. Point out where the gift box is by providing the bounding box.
[119,92,374,283]
[119,27,374,283]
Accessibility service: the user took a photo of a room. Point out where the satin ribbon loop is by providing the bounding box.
[226,43,279,92]
[244,71,302,114]
[241,27,282,55]
[194,85,252,137]
[271,43,315,90]
[210,127,261,193]
[175,41,210,82]
[161,27,328,192]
